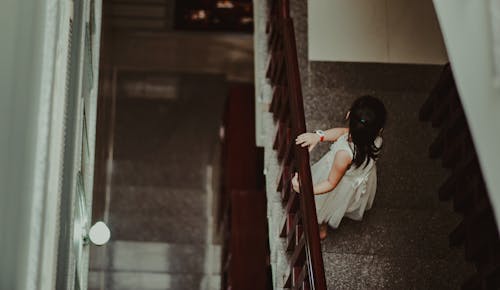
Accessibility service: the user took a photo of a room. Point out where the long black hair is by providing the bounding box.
[348,95,387,168]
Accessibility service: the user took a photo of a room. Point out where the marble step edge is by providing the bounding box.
[88,271,221,290]
[90,241,222,274]
[108,184,210,192]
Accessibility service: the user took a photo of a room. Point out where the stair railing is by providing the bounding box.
[266,0,327,289]
[420,64,500,289]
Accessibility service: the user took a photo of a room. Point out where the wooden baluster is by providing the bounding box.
[286,209,300,252]
[277,121,290,161]
[438,153,476,201]
[269,85,281,116]
[419,64,453,121]
[276,49,286,85]
[441,130,469,168]
[273,119,283,150]
[282,165,292,201]
[278,86,289,122]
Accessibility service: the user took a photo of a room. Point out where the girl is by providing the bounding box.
[292,95,387,240]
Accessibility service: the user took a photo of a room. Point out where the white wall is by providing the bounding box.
[491,0,500,87]
[0,0,102,289]
[433,0,500,229]
[0,0,57,289]
[309,0,448,64]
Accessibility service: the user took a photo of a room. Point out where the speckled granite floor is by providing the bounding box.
[88,73,226,290]
[287,1,475,289]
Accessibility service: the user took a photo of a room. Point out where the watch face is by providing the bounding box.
[316,130,325,136]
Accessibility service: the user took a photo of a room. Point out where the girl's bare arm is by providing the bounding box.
[292,150,351,195]
[295,127,349,151]
[313,150,351,195]
[322,127,349,142]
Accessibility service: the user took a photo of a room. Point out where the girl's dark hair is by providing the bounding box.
[348,95,387,168]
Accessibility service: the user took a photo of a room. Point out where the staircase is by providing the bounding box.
[89,73,226,290]
[89,241,221,290]
[255,0,476,288]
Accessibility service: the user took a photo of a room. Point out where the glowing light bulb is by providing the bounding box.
[88,221,111,246]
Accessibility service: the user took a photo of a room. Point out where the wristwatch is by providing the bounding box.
[315,130,325,142]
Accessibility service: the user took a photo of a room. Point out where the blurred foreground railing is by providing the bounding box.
[420,64,500,289]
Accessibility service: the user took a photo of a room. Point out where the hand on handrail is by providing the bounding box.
[292,172,300,193]
[295,133,320,152]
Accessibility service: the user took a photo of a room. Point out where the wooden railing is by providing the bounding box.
[266,0,327,289]
[219,85,271,290]
[420,64,500,289]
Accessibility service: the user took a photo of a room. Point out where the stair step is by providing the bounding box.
[110,214,210,243]
[112,160,207,188]
[88,271,221,290]
[90,241,221,274]
[107,186,211,243]
[110,186,207,218]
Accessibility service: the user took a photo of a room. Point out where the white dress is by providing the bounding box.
[312,133,381,228]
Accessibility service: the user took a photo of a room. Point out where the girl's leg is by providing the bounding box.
[319,223,328,240]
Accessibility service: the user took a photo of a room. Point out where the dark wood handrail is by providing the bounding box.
[284,19,327,290]
[266,0,327,289]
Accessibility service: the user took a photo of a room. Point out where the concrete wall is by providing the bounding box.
[309,0,448,64]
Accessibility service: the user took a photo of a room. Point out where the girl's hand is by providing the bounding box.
[295,133,320,152]
[292,173,300,193]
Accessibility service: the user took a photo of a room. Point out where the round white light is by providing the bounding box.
[88,221,111,246]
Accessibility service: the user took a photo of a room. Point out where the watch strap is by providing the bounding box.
[315,130,325,142]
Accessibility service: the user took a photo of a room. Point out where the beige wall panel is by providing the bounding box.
[309,0,387,62]
[386,0,447,64]
[309,0,448,64]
